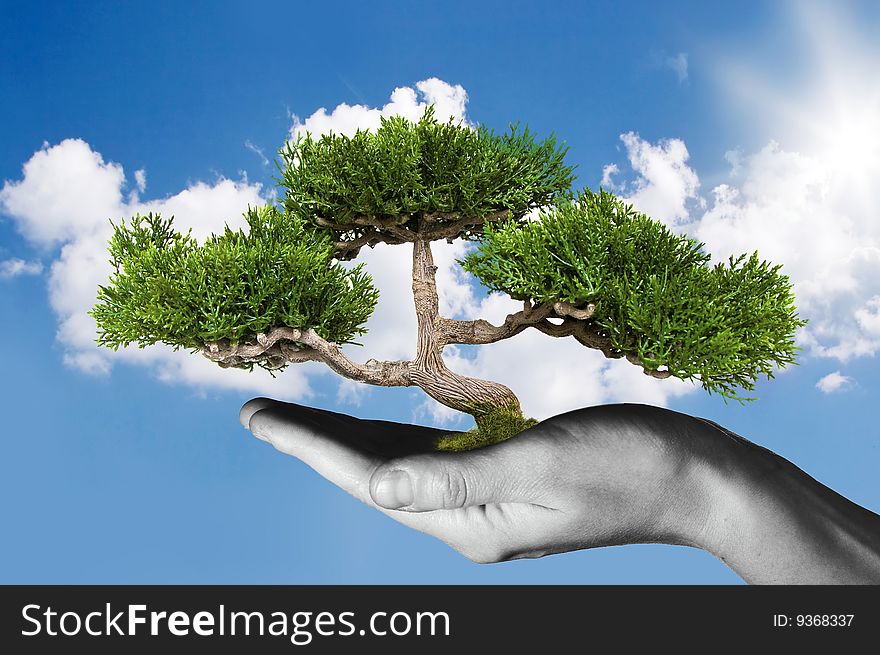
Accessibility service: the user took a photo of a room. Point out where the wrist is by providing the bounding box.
[640,412,738,551]
[683,418,880,583]
[678,419,779,559]
[680,417,810,579]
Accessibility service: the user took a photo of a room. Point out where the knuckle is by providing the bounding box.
[432,466,468,509]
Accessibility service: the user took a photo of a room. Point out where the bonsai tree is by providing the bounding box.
[91,108,805,450]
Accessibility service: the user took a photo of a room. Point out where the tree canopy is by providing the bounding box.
[281,106,575,259]
[461,189,805,399]
[92,207,377,365]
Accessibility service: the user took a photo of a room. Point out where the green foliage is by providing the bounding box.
[281,106,575,230]
[461,189,807,400]
[90,207,378,361]
[435,409,539,452]
[91,105,805,417]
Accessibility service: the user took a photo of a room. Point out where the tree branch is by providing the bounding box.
[333,229,410,260]
[318,209,514,258]
[315,215,415,260]
[420,208,511,241]
[202,327,411,386]
[435,300,554,346]
[314,214,411,231]
[437,301,588,346]
[437,300,672,379]
[552,301,595,320]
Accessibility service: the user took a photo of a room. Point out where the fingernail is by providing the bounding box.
[374,470,413,509]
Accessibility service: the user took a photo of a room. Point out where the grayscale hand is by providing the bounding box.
[241,398,880,584]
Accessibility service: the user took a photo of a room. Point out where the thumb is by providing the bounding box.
[369,453,504,512]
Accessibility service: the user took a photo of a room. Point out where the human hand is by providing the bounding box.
[239,399,714,563]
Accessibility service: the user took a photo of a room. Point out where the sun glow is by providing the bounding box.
[719,3,880,208]
[819,102,880,180]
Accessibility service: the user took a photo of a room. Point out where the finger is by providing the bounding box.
[248,406,380,504]
[379,501,554,564]
[369,444,543,512]
[240,397,285,431]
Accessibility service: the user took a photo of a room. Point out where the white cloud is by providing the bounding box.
[616,132,701,225]
[689,1,880,364]
[694,141,880,362]
[663,52,689,84]
[600,163,619,188]
[62,350,112,376]
[815,371,852,394]
[604,130,880,366]
[0,139,125,247]
[136,178,261,241]
[0,258,42,278]
[134,169,146,193]
[0,138,315,399]
[244,139,270,167]
[855,296,880,336]
[336,378,369,407]
[608,32,880,370]
[289,77,469,140]
[413,78,469,123]
[724,149,743,176]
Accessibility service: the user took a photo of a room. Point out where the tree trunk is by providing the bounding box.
[409,239,523,428]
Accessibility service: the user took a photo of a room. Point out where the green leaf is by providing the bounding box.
[461,188,806,401]
[280,106,575,239]
[90,206,379,369]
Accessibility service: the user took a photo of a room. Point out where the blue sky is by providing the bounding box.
[2,0,879,583]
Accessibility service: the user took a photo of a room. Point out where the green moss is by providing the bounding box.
[435,410,538,452]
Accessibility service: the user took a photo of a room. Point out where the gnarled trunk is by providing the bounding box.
[409,239,522,428]
[203,238,528,438]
